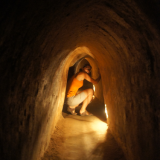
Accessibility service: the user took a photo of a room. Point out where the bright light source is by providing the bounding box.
[94,119,108,133]
[92,85,95,99]
[90,117,108,136]
[105,104,108,118]
[93,85,95,92]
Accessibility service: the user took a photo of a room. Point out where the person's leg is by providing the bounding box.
[68,104,79,115]
[66,93,85,115]
[80,88,93,115]
[66,89,93,115]
[69,104,79,109]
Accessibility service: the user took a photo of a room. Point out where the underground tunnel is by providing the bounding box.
[0,0,160,160]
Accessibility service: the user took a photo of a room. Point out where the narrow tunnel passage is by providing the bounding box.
[0,0,160,160]
[41,57,125,160]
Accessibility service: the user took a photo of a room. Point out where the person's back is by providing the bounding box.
[67,76,83,97]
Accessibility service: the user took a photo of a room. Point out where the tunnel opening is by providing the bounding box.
[62,54,107,122]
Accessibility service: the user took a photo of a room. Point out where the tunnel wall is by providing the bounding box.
[0,2,88,159]
[0,0,160,160]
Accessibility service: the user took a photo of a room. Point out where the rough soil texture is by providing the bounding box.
[42,100,126,160]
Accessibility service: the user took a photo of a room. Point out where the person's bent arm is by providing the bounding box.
[84,73,101,84]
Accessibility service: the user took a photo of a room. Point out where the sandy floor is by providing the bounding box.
[42,99,126,160]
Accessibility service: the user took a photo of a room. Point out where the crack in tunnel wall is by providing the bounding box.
[0,0,160,160]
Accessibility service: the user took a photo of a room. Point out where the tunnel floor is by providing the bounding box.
[42,99,126,160]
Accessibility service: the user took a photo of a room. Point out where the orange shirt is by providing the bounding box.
[67,77,83,97]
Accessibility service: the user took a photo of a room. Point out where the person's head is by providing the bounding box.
[82,64,92,74]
